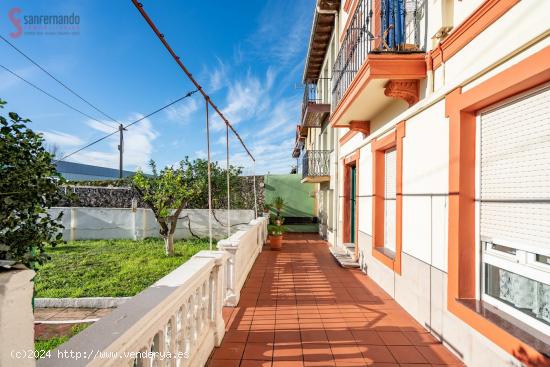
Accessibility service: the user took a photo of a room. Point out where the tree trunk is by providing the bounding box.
[164,234,175,256]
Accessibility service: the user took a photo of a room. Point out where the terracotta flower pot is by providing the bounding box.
[269,234,283,250]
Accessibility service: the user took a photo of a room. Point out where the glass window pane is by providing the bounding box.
[536,254,550,266]
[491,243,516,255]
[485,264,550,326]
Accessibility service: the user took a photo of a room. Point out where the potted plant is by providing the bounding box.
[272,196,285,225]
[268,224,285,250]
[263,202,271,217]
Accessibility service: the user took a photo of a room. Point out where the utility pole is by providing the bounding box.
[118,124,125,179]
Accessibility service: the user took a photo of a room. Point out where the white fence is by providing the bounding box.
[49,207,255,241]
[33,216,268,367]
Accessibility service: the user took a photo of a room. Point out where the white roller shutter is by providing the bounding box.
[480,85,550,254]
[384,147,397,252]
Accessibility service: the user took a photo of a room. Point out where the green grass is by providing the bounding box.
[34,238,210,298]
[35,324,90,355]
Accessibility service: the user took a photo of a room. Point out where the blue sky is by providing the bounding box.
[0,0,314,174]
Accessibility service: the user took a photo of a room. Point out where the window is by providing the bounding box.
[370,122,405,274]
[478,85,550,333]
[482,242,550,333]
[445,44,550,360]
[383,147,397,255]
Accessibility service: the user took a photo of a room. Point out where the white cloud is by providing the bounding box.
[165,98,199,124]
[256,96,300,138]
[247,0,312,65]
[40,130,84,147]
[86,120,118,134]
[69,115,158,171]
[208,58,229,92]
[194,149,206,159]
[224,74,265,122]
[211,69,276,132]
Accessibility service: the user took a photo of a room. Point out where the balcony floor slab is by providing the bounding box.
[211,233,464,366]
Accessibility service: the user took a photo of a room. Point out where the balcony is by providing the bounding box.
[303,0,340,81]
[302,150,331,183]
[301,78,332,130]
[331,0,427,128]
[292,125,305,158]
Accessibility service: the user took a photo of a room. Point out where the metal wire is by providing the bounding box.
[131,0,255,162]
[56,90,197,162]
[0,35,120,129]
[0,64,117,131]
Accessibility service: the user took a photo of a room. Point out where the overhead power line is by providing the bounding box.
[55,89,198,163]
[0,34,120,129]
[0,64,117,130]
[131,0,255,162]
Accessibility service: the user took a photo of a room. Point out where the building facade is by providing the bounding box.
[294,0,550,365]
[294,0,340,244]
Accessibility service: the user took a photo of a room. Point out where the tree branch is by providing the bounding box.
[178,214,200,239]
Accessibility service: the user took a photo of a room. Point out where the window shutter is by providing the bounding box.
[480,86,550,255]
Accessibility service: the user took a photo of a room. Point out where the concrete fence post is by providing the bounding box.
[131,198,138,240]
[142,208,147,240]
[70,207,77,241]
[0,268,36,367]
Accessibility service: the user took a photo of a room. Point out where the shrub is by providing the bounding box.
[0,99,64,267]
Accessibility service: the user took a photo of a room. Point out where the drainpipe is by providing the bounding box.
[426,51,434,96]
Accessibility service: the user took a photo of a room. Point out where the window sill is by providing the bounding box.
[372,246,400,274]
[457,299,550,358]
[374,247,395,260]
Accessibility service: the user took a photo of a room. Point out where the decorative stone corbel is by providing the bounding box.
[349,120,370,135]
[384,79,420,106]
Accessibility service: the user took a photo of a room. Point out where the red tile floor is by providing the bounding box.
[209,233,464,367]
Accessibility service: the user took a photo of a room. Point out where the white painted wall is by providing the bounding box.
[49,207,255,241]
[327,1,550,366]
[402,101,448,194]
[437,1,550,93]
[401,100,449,271]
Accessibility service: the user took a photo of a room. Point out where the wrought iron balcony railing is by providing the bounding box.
[302,150,331,179]
[332,0,427,107]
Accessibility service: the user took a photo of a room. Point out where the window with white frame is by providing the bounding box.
[478,84,550,333]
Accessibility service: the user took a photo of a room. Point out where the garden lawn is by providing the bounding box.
[35,324,89,354]
[34,238,210,298]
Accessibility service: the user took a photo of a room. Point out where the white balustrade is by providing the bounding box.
[34,216,267,367]
[38,251,228,367]
[217,217,268,306]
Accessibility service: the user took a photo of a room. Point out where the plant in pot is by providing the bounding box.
[263,202,271,217]
[272,196,285,225]
[268,223,285,251]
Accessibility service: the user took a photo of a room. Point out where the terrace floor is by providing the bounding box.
[210,233,464,367]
